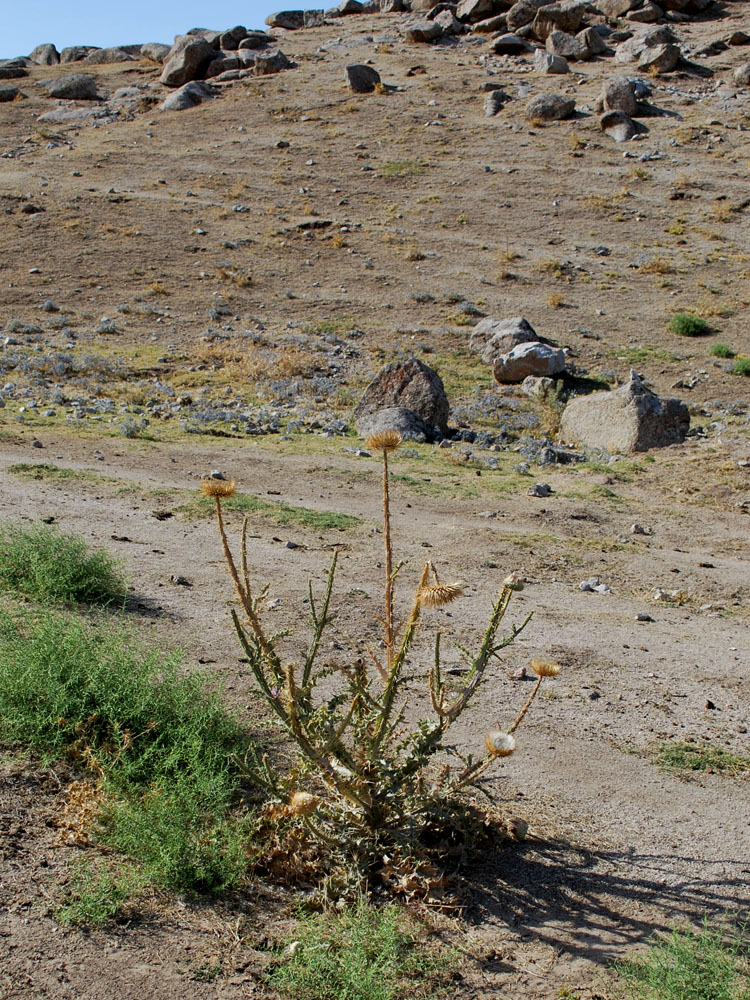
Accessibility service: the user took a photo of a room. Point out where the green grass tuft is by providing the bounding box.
[58,861,137,926]
[653,740,750,777]
[0,608,252,896]
[0,521,127,606]
[709,343,735,359]
[732,357,750,377]
[613,920,750,1000]
[268,899,454,1000]
[668,313,710,337]
[183,492,360,531]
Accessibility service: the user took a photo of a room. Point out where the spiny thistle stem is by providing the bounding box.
[508,675,543,734]
[382,447,395,674]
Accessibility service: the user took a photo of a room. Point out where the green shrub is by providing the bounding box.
[0,608,251,895]
[668,313,710,337]
[732,357,750,377]
[709,343,735,359]
[0,522,126,606]
[269,899,453,1000]
[58,861,137,926]
[614,920,749,1000]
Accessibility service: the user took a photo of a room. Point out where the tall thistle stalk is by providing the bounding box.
[202,436,559,887]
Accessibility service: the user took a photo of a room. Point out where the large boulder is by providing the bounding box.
[491,33,532,54]
[602,75,637,114]
[346,63,381,92]
[82,47,134,64]
[160,80,216,110]
[493,342,566,383]
[0,63,28,79]
[0,84,19,101]
[559,373,689,452]
[265,10,305,28]
[43,74,99,99]
[532,1,589,41]
[526,91,576,120]
[354,358,450,436]
[239,32,275,48]
[219,26,249,49]
[546,29,590,60]
[615,26,674,63]
[637,42,679,74]
[141,43,172,63]
[535,48,570,72]
[403,18,444,42]
[470,315,540,354]
[29,43,60,65]
[356,406,430,442]
[600,109,638,141]
[735,63,750,85]
[60,46,95,63]
[253,49,291,74]
[160,35,215,87]
[456,0,495,21]
[507,0,548,30]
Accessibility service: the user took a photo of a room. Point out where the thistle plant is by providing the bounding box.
[202,435,558,888]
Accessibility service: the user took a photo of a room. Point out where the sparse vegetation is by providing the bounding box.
[613,920,750,1000]
[709,343,735,359]
[184,490,360,531]
[668,313,710,337]
[268,899,454,1000]
[0,522,127,606]
[732,357,750,377]
[653,740,750,777]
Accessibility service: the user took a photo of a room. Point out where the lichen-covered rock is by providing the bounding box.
[559,373,689,452]
[470,316,540,356]
[354,358,450,435]
[355,406,429,441]
[160,35,215,86]
[43,74,99,100]
[140,43,171,63]
[493,342,566,383]
[82,47,134,64]
[526,92,576,120]
[265,10,305,28]
[29,43,60,65]
[601,109,638,141]
[602,75,637,114]
[160,80,216,111]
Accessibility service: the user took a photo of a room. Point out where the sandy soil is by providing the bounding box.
[1,4,749,997]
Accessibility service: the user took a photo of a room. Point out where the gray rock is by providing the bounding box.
[239,32,275,48]
[0,84,19,102]
[535,49,570,72]
[404,18,444,42]
[528,482,552,497]
[533,1,588,41]
[435,10,463,34]
[0,64,28,79]
[727,31,750,45]
[522,375,556,397]
[483,327,545,364]
[160,80,216,111]
[141,43,171,63]
[265,9,305,27]
[615,26,674,63]
[205,51,241,78]
[484,88,512,114]
[355,406,429,441]
[37,106,105,123]
[354,357,450,435]
[304,9,327,25]
[219,26,249,49]
[526,91,576,120]
[601,109,638,141]
[253,49,291,74]
[29,43,60,65]
[380,0,405,11]
[160,35,215,86]
[637,42,679,73]
[60,46,95,63]
[43,74,99,100]
[546,29,590,60]
[471,315,539,353]
[491,33,532,54]
[627,0,663,21]
[559,372,689,452]
[346,63,381,92]
[338,0,364,11]
[456,0,495,21]
[602,75,637,114]
[733,62,750,85]
[82,47,134,64]
[578,26,609,55]
[472,13,509,32]
[494,341,566,382]
[597,0,639,16]
[507,0,547,31]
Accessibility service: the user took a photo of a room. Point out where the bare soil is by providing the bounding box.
[1,5,749,998]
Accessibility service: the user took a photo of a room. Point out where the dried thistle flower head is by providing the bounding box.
[530,659,561,678]
[503,573,525,592]
[200,477,236,499]
[485,730,516,757]
[365,431,402,453]
[288,791,319,817]
[418,582,464,608]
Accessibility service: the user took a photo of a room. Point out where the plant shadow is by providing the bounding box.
[467,836,749,967]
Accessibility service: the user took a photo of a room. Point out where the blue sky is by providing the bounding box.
[4,1,289,58]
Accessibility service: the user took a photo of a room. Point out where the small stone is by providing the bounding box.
[705,699,716,710]
[210,469,226,479]
[513,666,528,680]
[31,439,43,448]
[526,92,576,121]
[285,540,300,549]
[170,575,192,586]
[579,576,600,592]
[508,817,529,840]
[635,613,654,622]
[528,482,552,498]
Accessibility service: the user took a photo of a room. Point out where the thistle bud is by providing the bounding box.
[503,573,524,592]
[289,791,318,817]
[200,477,236,498]
[530,659,561,678]
[485,730,516,757]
